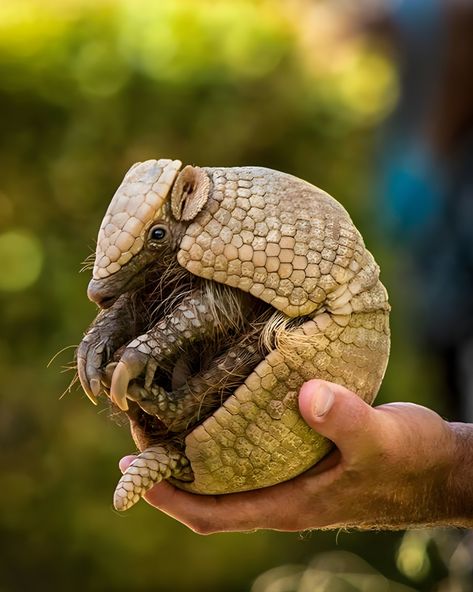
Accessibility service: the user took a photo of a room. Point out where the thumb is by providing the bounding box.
[298,379,381,460]
[119,455,137,474]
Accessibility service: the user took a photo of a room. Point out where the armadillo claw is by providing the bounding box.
[76,355,98,405]
[76,333,113,405]
[110,361,130,411]
[104,362,117,384]
[110,349,149,411]
[90,378,102,399]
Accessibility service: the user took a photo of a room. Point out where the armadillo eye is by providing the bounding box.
[148,224,167,242]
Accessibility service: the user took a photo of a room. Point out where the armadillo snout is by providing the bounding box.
[87,279,117,309]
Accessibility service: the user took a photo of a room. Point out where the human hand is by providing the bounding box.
[119,380,473,533]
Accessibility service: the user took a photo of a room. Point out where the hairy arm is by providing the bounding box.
[119,380,473,533]
[447,422,473,525]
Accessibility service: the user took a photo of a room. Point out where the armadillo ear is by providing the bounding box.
[171,165,210,222]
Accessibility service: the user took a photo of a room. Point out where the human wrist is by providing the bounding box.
[374,408,470,529]
[445,422,473,527]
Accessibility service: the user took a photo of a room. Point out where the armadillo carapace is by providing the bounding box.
[77,158,390,511]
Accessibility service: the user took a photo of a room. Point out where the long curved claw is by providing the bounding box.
[110,351,148,411]
[77,352,98,405]
[90,378,102,399]
[110,361,131,411]
[76,334,112,405]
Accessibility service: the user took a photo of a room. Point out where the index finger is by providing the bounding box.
[142,478,302,534]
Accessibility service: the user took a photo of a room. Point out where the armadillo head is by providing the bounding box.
[87,158,210,308]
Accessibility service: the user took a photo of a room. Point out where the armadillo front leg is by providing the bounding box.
[126,329,264,432]
[114,445,193,511]
[109,285,253,411]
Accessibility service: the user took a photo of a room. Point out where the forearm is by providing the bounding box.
[446,422,473,527]
[368,419,473,530]
[127,288,220,376]
[357,416,473,530]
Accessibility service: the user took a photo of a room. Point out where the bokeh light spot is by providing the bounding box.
[396,531,431,582]
[74,41,130,97]
[0,230,43,292]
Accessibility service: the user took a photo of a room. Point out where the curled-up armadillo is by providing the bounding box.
[76,159,390,512]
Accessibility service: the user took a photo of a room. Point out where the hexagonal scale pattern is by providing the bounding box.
[177,167,379,318]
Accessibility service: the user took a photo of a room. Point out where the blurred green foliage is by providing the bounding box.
[0,1,448,591]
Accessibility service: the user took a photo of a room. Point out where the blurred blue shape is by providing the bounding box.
[378,141,445,242]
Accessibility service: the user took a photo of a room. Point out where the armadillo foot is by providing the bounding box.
[121,331,264,430]
[126,382,172,417]
[113,445,192,511]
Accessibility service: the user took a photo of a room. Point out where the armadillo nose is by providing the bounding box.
[87,279,116,308]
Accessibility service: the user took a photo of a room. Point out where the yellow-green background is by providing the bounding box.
[0,1,454,590]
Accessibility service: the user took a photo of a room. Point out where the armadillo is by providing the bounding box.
[76,158,390,512]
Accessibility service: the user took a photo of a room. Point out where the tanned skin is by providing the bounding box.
[119,380,473,533]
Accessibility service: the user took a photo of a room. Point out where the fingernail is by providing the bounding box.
[312,384,335,417]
